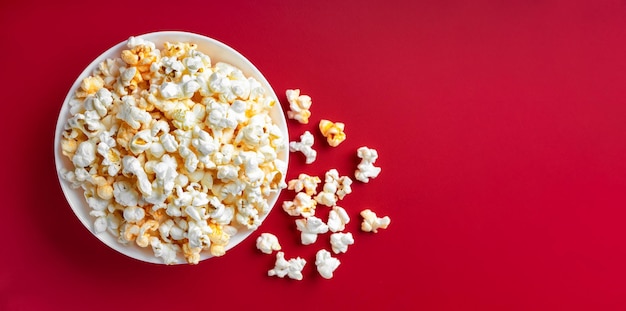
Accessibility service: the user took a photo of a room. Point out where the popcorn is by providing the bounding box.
[113,181,140,207]
[136,220,159,248]
[94,217,108,234]
[268,252,307,280]
[355,146,381,183]
[315,249,340,279]
[318,119,346,147]
[360,209,391,233]
[330,232,354,254]
[208,62,251,103]
[327,206,350,232]
[85,88,113,117]
[79,76,104,97]
[207,223,236,257]
[285,89,312,124]
[256,233,281,254]
[287,173,321,196]
[59,37,287,264]
[122,156,152,196]
[289,131,317,164]
[150,237,180,265]
[72,141,97,168]
[295,216,328,245]
[314,169,353,207]
[116,96,152,130]
[282,192,317,218]
[123,206,145,223]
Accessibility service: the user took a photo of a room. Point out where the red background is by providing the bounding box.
[2,0,626,310]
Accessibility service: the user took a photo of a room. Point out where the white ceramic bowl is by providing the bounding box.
[54,31,289,264]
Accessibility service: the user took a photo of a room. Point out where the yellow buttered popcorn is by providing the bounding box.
[319,119,346,147]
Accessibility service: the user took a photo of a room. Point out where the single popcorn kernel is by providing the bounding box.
[289,131,317,164]
[319,119,346,147]
[256,233,281,254]
[355,146,382,183]
[285,89,312,124]
[79,76,104,96]
[360,209,391,233]
[315,249,340,279]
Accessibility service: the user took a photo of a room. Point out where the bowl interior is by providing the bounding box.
[54,31,289,264]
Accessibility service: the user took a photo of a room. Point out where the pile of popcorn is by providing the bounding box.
[257,89,390,280]
[59,37,288,264]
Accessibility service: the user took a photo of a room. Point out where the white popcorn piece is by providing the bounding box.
[314,169,353,207]
[289,131,317,164]
[186,220,212,250]
[285,89,312,124]
[72,141,97,168]
[160,132,179,153]
[127,36,156,50]
[122,206,145,223]
[235,151,264,184]
[287,173,321,196]
[85,88,113,117]
[360,209,391,233]
[313,191,336,207]
[121,156,152,196]
[208,62,251,103]
[191,128,218,156]
[93,217,108,233]
[116,96,151,130]
[112,180,140,207]
[295,216,329,245]
[150,237,180,265]
[327,206,350,232]
[256,233,281,254]
[319,119,346,147]
[282,192,317,218]
[355,146,382,183]
[268,252,307,281]
[330,232,354,254]
[315,249,341,279]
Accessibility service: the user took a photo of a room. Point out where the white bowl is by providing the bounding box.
[54,31,289,264]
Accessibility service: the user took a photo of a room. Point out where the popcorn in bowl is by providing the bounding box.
[54,32,289,264]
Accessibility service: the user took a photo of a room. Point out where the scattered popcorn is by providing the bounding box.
[287,173,321,196]
[314,169,353,207]
[256,233,281,254]
[315,249,340,279]
[295,216,329,245]
[289,131,317,164]
[268,252,307,280]
[330,232,354,254]
[285,89,312,124]
[318,119,346,147]
[59,37,287,264]
[327,206,350,232]
[360,209,391,233]
[355,146,382,183]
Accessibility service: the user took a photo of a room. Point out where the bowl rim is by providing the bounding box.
[54,30,289,265]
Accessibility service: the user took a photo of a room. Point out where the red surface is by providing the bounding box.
[2,0,626,310]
